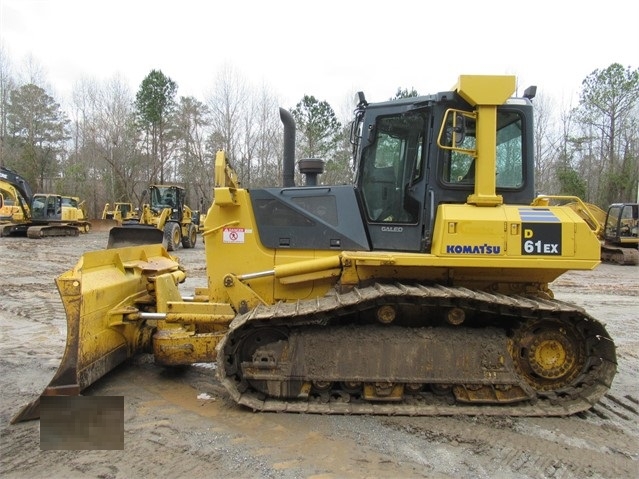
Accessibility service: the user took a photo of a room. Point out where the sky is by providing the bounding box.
[1,0,638,119]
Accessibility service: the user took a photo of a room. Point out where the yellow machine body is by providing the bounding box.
[0,182,29,222]
[101,202,138,223]
[0,187,91,237]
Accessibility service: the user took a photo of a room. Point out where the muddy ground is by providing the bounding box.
[0,231,637,479]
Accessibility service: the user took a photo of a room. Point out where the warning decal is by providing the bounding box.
[223,227,245,244]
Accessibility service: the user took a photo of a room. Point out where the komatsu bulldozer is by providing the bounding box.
[13,75,617,423]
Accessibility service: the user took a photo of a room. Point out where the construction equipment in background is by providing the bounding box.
[0,167,32,224]
[13,75,617,423]
[107,184,197,251]
[0,167,91,238]
[101,202,139,224]
[565,200,638,265]
[602,203,638,264]
[192,209,206,233]
[0,183,28,223]
[91,201,139,232]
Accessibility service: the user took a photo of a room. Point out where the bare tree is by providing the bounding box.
[67,75,143,217]
[250,84,283,187]
[206,64,249,181]
[0,46,18,168]
[531,92,560,195]
[172,95,212,208]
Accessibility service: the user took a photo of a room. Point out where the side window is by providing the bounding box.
[439,111,477,183]
[440,110,524,189]
[495,115,524,188]
[362,132,402,221]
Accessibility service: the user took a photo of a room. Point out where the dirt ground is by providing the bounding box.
[1,231,637,479]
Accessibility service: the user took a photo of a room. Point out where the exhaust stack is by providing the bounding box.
[279,108,296,187]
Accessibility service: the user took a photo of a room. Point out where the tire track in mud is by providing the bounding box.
[0,421,243,479]
[0,283,66,364]
[0,284,63,322]
[380,412,638,479]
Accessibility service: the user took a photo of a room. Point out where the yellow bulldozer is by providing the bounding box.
[101,202,139,224]
[13,75,617,423]
[0,167,91,238]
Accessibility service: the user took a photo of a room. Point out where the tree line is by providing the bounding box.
[0,52,637,218]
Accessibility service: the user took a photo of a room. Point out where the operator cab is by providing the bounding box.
[249,87,535,255]
[150,185,184,221]
[353,91,535,252]
[31,194,63,221]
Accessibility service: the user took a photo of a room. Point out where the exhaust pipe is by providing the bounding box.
[279,108,296,187]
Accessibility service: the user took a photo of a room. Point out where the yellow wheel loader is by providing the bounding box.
[106,185,198,251]
[13,75,617,423]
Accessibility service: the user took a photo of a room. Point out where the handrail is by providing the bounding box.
[532,195,602,236]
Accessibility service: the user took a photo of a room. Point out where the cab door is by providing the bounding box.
[358,113,428,252]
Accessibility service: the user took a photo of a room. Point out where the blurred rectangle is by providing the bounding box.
[40,396,124,450]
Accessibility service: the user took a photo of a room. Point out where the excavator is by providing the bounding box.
[0,167,91,237]
[0,167,33,225]
[601,203,638,265]
[0,184,27,223]
[565,200,638,265]
[12,75,617,423]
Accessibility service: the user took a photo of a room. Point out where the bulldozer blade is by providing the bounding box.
[107,225,166,249]
[11,244,182,423]
[90,218,120,231]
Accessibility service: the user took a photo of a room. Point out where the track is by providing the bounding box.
[601,245,639,265]
[218,283,617,416]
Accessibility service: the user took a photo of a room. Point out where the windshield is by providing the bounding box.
[151,187,176,209]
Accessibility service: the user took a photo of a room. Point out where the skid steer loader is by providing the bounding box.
[13,75,616,423]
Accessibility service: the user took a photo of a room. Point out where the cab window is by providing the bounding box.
[360,115,424,223]
[441,111,524,189]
